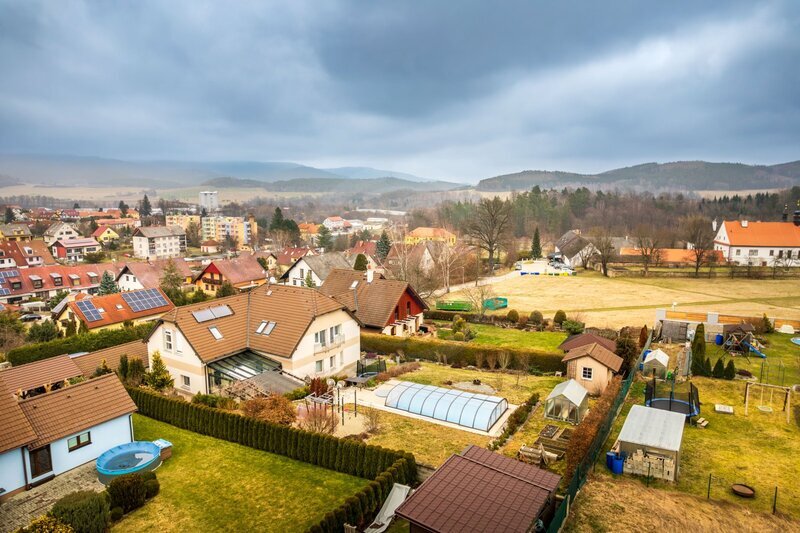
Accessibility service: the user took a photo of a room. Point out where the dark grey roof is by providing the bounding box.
[134,225,185,238]
[281,252,352,281]
[555,230,591,258]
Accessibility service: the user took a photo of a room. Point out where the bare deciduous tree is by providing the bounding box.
[462,283,495,318]
[497,351,512,370]
[467,197,512,275]
[634,224,663,276]
[589,228,615,277]
[681,216,715,277]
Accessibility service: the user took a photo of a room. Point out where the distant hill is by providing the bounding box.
[0,154,438,188]
[476,160,800,192]
[202,176,462,194]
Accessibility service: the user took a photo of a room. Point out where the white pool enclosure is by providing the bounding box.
[380,382,509,431]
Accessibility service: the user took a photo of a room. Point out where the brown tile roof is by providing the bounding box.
[319,269,428,329]
[396,445,560,533]
[408,227,456,240]
[70,340,149,376]
[558,333,617,353]
[347,240,377,258]
[0,355,83,396]
[157,283,345,363]
[562,342,624,372]
[720,220,800,247]
[0,374,36,453]
[200,254,266,285]
[133,225,185,238]
[117,259,193,289]
[64,288,174,330]
[276,247,314,266]
[18,374,136,449]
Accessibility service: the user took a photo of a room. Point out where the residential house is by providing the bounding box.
[254,251,278,273]
[201,240,220,254]
[0,224,33,242]
[385,242,438,277]
[298,222,319,245]
[276,247,315,273]
[43,222,81,247]
[280,252,352,287]
[51,238,102,262]
[319,269,428,336]
[554,230,597,268]
[195,254,267,294]
[53,288,175,333]
[561,342,624,395]
[58,209,80,222]
[404,227,456,246]
[96,218,139,231]
[0,241,56,270]
[198,190,219,211]
[117,259,194,291]
[0,263,123,304]
[713,216,800,266]
[146,284,361,394]
[201,215,258,248]
[132,225,187,260]
[346,240,380,269]
[396,445,561,533]
[91,226,120,245]
[322,216,350,234]
[0,370,135,501]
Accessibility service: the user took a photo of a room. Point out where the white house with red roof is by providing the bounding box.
[714,215,800,266]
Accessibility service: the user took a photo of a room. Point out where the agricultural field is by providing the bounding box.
[116,415,368,532]
[444,271,800,328]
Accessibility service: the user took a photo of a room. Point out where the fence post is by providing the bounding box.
[707,473,712,499]
[773,486,778,514]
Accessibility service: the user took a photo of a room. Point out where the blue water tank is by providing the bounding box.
[611,455,625,475]
[606,451,615,470]
[715,334,724,345]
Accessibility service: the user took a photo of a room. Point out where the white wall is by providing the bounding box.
[289,310,361,379]
[149,323,208,394]
[26,414,133,484]
[0,448,27,496]
[118,272,145,291]
[285,258,322,287]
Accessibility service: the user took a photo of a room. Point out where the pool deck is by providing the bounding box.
[0,461,104,533]
[345,380,516,437]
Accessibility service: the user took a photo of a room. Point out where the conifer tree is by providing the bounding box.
[98,271,119,295]
[317,224,333,250]
[145,351,174,391]
[531,227,542,259]
[353,253,368,271]
[376,231,392,261]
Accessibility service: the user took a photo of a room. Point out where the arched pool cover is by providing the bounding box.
[384,382,508,432]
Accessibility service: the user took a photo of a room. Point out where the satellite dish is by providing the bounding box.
[336,381,344,389]
[326,379,335,389]
[269,276,276,284]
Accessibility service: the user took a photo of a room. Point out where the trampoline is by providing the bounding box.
[645,376,700,419]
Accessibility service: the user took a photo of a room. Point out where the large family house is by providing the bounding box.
[53,288,175,333]
[713,216,800,266]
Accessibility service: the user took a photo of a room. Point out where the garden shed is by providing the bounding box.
[614,405,684,481]
[642,349,669,378]
[544,379,589,425]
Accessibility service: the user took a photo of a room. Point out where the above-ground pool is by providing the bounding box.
[791,337,800,346]
[96,441,162,484]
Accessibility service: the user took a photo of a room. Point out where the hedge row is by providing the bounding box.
[127,387,416,532]
[489,392,540,450]
[7,323,154,366]
[361,332,564,372]
[424,309,486,323]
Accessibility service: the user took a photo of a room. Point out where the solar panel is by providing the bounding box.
[122,288,169,312]
[0,288,9,296]
[0,270,20,278]
[210,305,233,319]
[76,300,103,322]
[192,309,215,323]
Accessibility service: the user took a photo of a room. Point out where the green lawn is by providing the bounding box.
[597,376,800,518]
[116,415,368,532]
[434,322,567,353]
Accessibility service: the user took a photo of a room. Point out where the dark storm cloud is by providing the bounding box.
[0,0,798,181]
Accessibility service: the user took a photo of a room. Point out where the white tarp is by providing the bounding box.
[546,379,588,406]
[644,349,669,368]
[618,405,684,452]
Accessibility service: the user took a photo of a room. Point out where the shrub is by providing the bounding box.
[18,515,74,533]
[242,393,297,426]
[284,385,311,401]
[562,320,585,335]
[489,392,539,450]
[375,362,421,383]
[191,394,237,410]
[615,335,639,373]
[638,325,649,348]
[761,314,775,334]
[363,408,382,433]
[297,402,339,434]
[144,478,160,499]
[530,310,543,325]
[452,331,465,342]
[106,474,146,514]
[553,310,567,326]
[712,358,725,378]
[724,359,736,380]
[517,315,528,327]
[110,507,124,522]
[144,351,173,391]
[737,368,753,378]
[506,309,519,323]
[703,356,713,377]
[49,490,109,533]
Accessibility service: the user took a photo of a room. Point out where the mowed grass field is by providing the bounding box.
[435,323,567,353]
[444,271,800,328]
[116,415,367,533]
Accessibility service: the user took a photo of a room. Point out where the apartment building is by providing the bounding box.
[132,225,187,260]
[201,215,258,248]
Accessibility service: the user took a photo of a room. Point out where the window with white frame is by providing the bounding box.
[315,360,323,372]
[181,375,190,389]
[164,329,173,351]
[209,326,223,340]
[581,367,593,380]
[315,330,327,346]
[735,249,741,256]
[330,355,335,368]
[749,249,758,256]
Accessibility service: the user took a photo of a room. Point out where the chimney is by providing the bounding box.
[741,220,748,228]
[366,268,374,284]
[783,204,789,222]
[352,286,358,313]
[794,210,800,227]
[711,219,717,232]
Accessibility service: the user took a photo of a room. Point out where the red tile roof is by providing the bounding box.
[719,220,800,247]
[0,263,124,299]
[92,226,115,238]
[396,445,560,533]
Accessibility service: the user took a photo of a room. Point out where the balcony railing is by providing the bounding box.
[314,334,345,353]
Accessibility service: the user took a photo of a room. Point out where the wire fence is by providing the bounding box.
[546,332,650,533]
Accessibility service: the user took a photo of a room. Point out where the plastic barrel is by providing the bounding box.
[611,456,625,474]
[606,451,615,470]
[715,334,724,346]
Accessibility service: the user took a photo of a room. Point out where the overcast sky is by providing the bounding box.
[1,1,798,182]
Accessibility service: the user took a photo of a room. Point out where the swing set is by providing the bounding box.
[744,381,793,423]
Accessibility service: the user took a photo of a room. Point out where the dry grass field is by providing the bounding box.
[446,271,800,328]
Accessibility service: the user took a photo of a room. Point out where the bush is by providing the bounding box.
[712,358,725,378]
[761,314,775,334]
[106,474,146,514]
[690,324,706,376]
[284,385,311,401]
[242,393,297,426]
[191,394,237,410]
[506,309,519,323]
[562,320,585,335]
[517,315,528,327]
[18,515,74,533]
[7,323,153,366]
[489,392,539,450]
[361,333,563,372]
[530,310,543,325]
[110,507,124,522]
[49,490,109,533]
[452,331,465,342]
[375,362,421,383]
[615,335,639,373]
[553,310,567,326]
[144,478,160,499]
[724,359,736,380]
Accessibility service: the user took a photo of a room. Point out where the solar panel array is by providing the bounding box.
[76,300,103,322]
[0,270,20,279]
[122,288,170,312]
[192,304,234,323]
[0,288,9,296]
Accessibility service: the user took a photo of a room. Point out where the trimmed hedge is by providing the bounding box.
[424,309,485,323]
[7,323,153,366]
[49,490,109,533]
[360,332,564,372]
[107,473,146,513]
[489,392,540,450]
[126,387,416,533]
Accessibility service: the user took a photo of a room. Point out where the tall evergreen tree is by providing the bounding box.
[98,271,120,295]
[269,207,285,232]
[139,194,152,217]
[317,224,333,250]
[531,227,542,259]
[118,200,129,216]
[304,271,316,288]
[376,231,392,261]
[690,324,706,375]
[4,207,16,223]
[353,254,368,271]
[144,351,174,391]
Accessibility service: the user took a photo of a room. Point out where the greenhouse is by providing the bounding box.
[382,381,508,432]
[544,379,589,425]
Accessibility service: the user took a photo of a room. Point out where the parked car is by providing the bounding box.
[20,314,43,322]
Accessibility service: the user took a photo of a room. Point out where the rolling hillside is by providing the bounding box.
[202,176,462,194]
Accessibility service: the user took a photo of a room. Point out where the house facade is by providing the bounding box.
[51,238,102,262]
[146,284,361,395]
[117,260,194,291]
[194,254,267,295]
[132,225,187,260]
[561,342,623,395]
[554,230,597,268]
[44,222,81,247]
[0,264,123,305]
[0,241,56,270]
[713,218,800,266]
[0,224,33,242]
[92,226,120,244]
[404,227,456,246]
[280,253,352,287]
[201,215,258,248]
